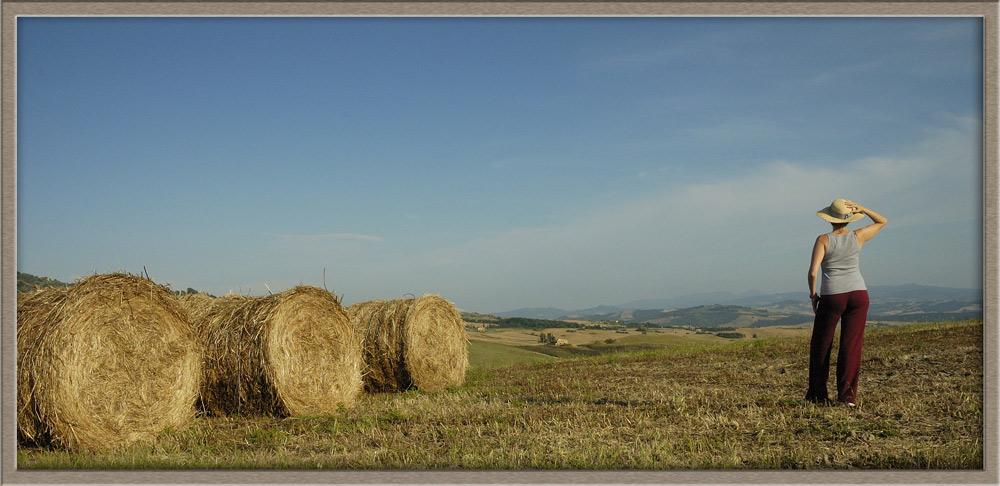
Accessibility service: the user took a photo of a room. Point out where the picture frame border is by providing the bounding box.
[2,2,996,484]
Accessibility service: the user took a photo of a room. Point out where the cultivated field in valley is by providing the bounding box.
[468,324,813,347]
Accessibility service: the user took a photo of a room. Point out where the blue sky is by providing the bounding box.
[17,17,983,313]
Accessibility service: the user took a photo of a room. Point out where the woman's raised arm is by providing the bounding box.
[845,201,887,246]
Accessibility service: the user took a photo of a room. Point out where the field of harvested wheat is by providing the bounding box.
[17,319,983,472]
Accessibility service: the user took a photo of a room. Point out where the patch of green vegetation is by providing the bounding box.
[646,305,758,328]
[466,340,558,369]
[716,332,745,339]
[17,272,70,293]
[462,312,582,330]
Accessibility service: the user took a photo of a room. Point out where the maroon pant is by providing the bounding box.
[805,289,869,404]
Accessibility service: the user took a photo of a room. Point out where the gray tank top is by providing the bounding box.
[820,231,867,296]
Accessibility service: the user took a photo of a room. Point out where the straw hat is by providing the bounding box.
[816,198,865,223]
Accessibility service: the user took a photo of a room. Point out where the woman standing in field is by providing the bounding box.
[805,199,887,407]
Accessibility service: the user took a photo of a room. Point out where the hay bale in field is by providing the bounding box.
[197,286,362,416]
[17,273,202,451]
[177,292,216,330]
[347,294,468,392]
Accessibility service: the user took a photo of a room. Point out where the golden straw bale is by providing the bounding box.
[176,292,215,331]
[346,299,409,391]
[347,294,468,392]
[17,273,202,451]
[197,286,362,416]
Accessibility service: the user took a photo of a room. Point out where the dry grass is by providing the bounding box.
[17,320,982,469]
[347,295,467,392]
[196,286,363,417]
[17,273,202,451]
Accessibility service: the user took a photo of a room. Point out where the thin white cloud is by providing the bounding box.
[374,116,980,311]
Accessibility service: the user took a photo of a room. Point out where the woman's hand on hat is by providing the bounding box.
[843,200,861,214]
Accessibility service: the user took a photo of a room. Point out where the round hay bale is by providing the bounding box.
[17,273,202,450]
[176,292,216,331]
[197,286,362,416]
[347,294,468,392]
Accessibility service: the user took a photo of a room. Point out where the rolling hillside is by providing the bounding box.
[565,304,813,329]
[495,284,982,329]
[16,272,70,293]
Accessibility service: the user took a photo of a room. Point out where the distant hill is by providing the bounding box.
[564,304,813,329]
[494,307,567,320]
[494,284,983,328]
[16,271,216,297]
[462,312,582,330]
[868,284,981,301]
[565,305,629,318]
[617,285,981,311]
[17,272,70,293]
[621,290,774,310]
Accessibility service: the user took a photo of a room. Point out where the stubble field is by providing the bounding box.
[17,320,983,470]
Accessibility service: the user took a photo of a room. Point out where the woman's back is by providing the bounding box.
[820,231,866,295]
